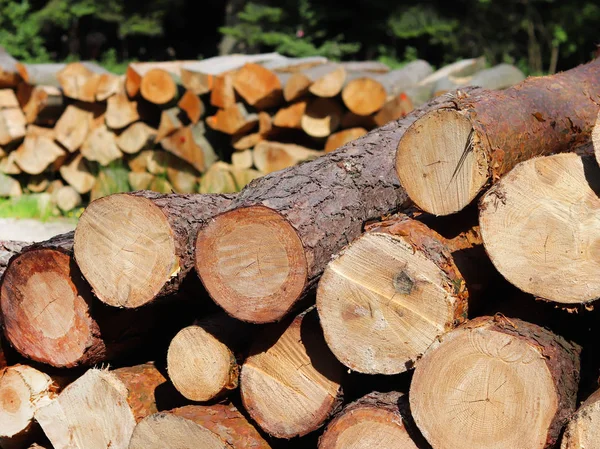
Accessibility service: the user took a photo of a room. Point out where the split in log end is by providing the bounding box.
[396,109,489,216]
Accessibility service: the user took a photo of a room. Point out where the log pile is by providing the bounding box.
[0,57,599,449]
[0,47,526,215]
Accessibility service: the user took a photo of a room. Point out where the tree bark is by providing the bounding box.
[396,57,600,216]
[410,315,580,449]
[0,240,30,279]
[74,192,233,308]
[195,90,479,323]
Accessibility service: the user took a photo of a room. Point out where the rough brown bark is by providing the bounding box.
[195,89,482,323]
[74,192,234,308]
[0,240,30,279]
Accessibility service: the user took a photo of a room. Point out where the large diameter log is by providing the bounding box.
[0,365,58,449]
[561,387,600,448]
[241,309,343,438]
[167,314,253,402]
[317,214,479,374]
[54,105,93,153]
[129,404,271,449]
[36,363,169,449]
[233,63,282,109]
[301,97,343,138]
[410,315,580,449]
[318,392,423,449]
[194,91,469,323]
[56,62,108,102]
[396,58,600,216]
[0,47,20,88]
[74,192,233,308]
[0,234,165,367]
[479,152,600,305]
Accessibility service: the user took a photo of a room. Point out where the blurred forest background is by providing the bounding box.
[0,0,598,75]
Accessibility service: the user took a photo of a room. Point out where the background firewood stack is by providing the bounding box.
[0,47,526,213]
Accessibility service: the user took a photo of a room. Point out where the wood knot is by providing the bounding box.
[393,271,414,295]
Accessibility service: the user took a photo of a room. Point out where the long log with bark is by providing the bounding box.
[195,91,479,323]
[396,57,600,216]
[73,192,233,308]
[479,152,600,306]
[410,315,580,449]
[129,404,271,449]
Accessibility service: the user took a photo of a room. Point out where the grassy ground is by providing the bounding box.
[0,194,82,222]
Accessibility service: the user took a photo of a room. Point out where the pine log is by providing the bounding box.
[324,127,367,152]
[301,97,343,138]
[206,103,258,135]
[161,126,205,172]
[95,73,124,101]
[180,53,283,95]
[116,121,157,154]
[0,234,166,367]
[54,185,81,212]
[253,141,322,174]
[241,309,343,438]
[0,47,20,88]
[178,90,204,123]
[167,313,253,401]
[479,152,600,305]
[316,213,485,374]
[373,92,414,126]
[54,105,93,153]
[0,107,26,146]
[0,241,29,279]
[105,93,140,129]
[130,403,271,449]
[20,85,63,126]
[36,363,170,449]
[233,63,282,109]
[199,162,238,194]
[59,154,96,194]
[210,72,237,109]
[396,58,600,216]
[318,392,423,449]
[140,68,178,105]
[231,149,253,169]
[56,62,108,102]
[74,192,233,308]
[194,92,470,323]
[410,315,580,449]
[0,365,58,449]
[128,171,154,190]
[273,100,306,129]
[561,387,600,448]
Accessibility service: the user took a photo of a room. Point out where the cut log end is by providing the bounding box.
[342,77,387,116]
[0,249,97,367]
[561,389,600,449]
[196,206,307,323]
[318,230,465,374]
[129,413,231,449]
[480,153,600,304]
[74,194,177,308]
[396,109,489,216]
[301,98,343,138]
[140,69,177,105]
[593,112,600,167]
[410,316,579,449]
[167,325,237,402]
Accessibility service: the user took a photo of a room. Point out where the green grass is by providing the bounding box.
[0,194,63,222]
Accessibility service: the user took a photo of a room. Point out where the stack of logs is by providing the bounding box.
[0,46,526,213]
[0,56,598,449]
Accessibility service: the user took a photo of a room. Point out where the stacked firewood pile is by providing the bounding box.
[0,46,526,213]
[0,57,598,449]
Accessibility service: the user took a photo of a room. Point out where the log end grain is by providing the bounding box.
[301,98,343,138]
[74,194,178,308]
[341,77,387,116]
[309,66,346,98]
[396,108,489,216]
[140,68,177,105]
[196,205,307,323]
[479,153,600,304]
[561,388,600,449]
[593,112,600,167]
[410,316,580,449]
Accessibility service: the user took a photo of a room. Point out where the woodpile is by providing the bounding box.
[0,47,527,216]
[0,56,599,449]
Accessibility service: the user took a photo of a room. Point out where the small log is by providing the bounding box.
[125,60,191,98]
[373,92,414,126]
[479,152,600,305]
[148,177,174,194]
[229,166,262,190]
[0,153,22,176]
[13,131,65,175]
[81,124,122,166]
[210,72,237,109]
[199,162,238,194]
[116,121,157,154]
[0,365,58,449]
[324,127,367,152]
[54,185,81,212]
[301,97,343,138]
[410,316,580,449]
[54,105,93,153]
[561,387,600,448]
[105,93,140,129]
[56,62,108,102]
[155,107,186,143]
[206,103,258,135]
[20,85,63,126]
[36,363,169,449]
[167,313,253,401]
[0,90,19,108]
[231,149,253,169]
[318,392,423,449]
[128,171,154,190]
[0,108,26,146]
[140,68,178,106]
[26,175,49,193]
[273,100,306,129]
[59,154,96,194]
[128,149,154,173]
[166,155,199,194]
[253,141,322,174]
[285,63,346,100]
[161,126,205,172]
[95,73,124,101]
[231,132,261,151]
[396,57,600,216]
[241,309,343,438]
[0,47,20,88]
[74,192,233,308]
[0,173,21,197]
[178,90,204,124]
[233,63,282,109]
